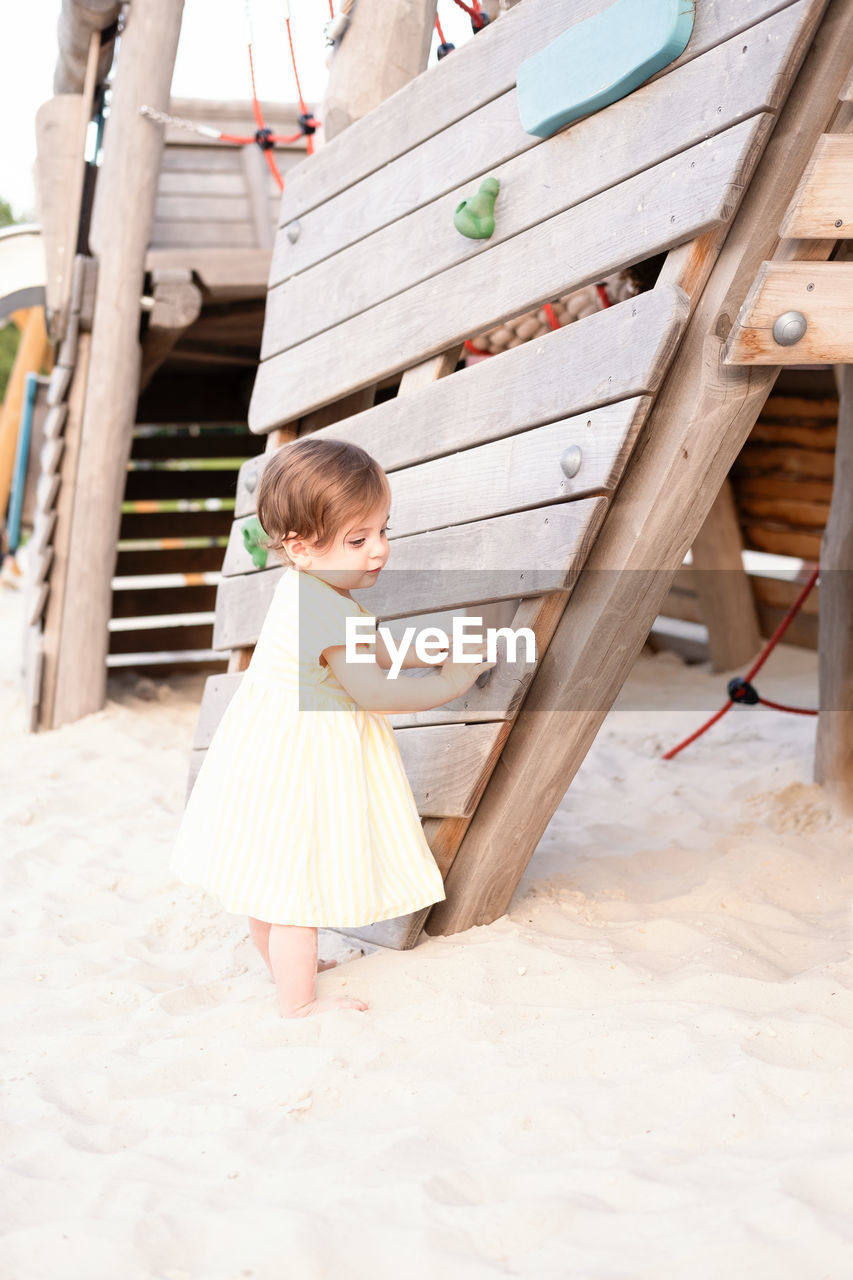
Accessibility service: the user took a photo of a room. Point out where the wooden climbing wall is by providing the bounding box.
[195,0,847,946]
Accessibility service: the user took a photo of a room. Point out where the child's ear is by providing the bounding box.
[284,532,311,567]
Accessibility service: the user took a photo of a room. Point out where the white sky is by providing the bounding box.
[2,1,473,219]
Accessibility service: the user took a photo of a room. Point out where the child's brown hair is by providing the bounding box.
[256,436,390,562]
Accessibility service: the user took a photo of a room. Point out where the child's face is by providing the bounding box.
[283,497,391,595]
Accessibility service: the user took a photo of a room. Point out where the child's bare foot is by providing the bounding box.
[281,996,368,1019]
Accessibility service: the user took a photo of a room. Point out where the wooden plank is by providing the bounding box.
[724,261,853,364]
[263,5,799,355]
[267,1,806,318]
[154,194,253,222]
[279,0,804,222]
[250,115,771,431]
[225,399,650,575]
[191,682,504,817]
[779,134,853,237]
[213,498,608,649]
[690,478,762,671]
[242,287,687,498]
[241,144,276,250]
[150,220,257,249]
[158,170,248,197]
[145,248,272,297]
[426,0,846,937]
[159,147,245,173]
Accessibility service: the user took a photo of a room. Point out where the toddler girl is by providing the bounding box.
[170,436,495,1018]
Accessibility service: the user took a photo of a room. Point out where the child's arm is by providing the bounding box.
[373,628,447,671]
[323,642,493,714]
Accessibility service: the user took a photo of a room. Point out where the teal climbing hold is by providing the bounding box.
[453,177,500,239]
[516,0,695,139]
[242,515,269,569]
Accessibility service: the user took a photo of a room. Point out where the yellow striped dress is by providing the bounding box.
[170,565,447,926]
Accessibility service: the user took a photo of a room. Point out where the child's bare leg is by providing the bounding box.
[248,917,274,977]
[248,916,339,978]
[268,924,368,1018]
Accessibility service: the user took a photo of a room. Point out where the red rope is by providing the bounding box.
[328,0,335,16]
[243,35,285,188]
[595,283,612,308]
[464,339,492,357]
[452,0,487,29]
[662,566,820,760]
[285,15,313,154]
[435,13,448,44]
[757,696,818,716]
[543,303,561,331]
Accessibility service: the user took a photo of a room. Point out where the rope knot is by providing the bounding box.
[727,677,760,706]
[298,113,319,136]
[254,127,274,151]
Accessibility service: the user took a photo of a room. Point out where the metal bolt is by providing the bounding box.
[560,445,583,478]
[244,469,258,493]
[807,282,815,292]
[772,310,807,347]
[286,221,301,244]
[835,219,843,228]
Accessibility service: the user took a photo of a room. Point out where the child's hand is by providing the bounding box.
[439,651,497,699]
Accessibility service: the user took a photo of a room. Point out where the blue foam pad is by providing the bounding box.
[517,0,695,139]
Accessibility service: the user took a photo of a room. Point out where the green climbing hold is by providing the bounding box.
[453,177,500,239]
[242,515,269,569]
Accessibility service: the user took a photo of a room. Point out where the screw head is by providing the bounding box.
[286,221,301,244]
[560,445,583,478]
[835,219,843,228]
[772,311,807,347]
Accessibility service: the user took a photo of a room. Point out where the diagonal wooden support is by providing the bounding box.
[815,364,853,812]
[428,0,853,936]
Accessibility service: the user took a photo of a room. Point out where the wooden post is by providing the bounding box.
[815,364,853,812]
[50,0,184,727]
[690,478,762,672]
[323,0,438,140]
[427,0,853,936]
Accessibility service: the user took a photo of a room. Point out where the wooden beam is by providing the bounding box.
[690,478,762,672]
[426,0,853,937]
[51,0,184,728]
[815,364,853,811]
[779,134,853,237]
[322,0,437,140]
[724,261,853,363]
[139,272,203,392]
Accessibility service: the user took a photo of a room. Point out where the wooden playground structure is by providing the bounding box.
[8,0,853,945]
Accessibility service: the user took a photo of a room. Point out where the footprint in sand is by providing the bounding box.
[158,984,225,1014]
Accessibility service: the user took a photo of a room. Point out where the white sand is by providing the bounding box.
[2,581,852,1280]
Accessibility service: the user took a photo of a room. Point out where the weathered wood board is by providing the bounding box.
[779,134,853,238]
[724,262,853,363]
[251,115,771,429]
[236,287,689,512]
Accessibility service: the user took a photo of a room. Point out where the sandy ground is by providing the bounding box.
[2,580,852,1280]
